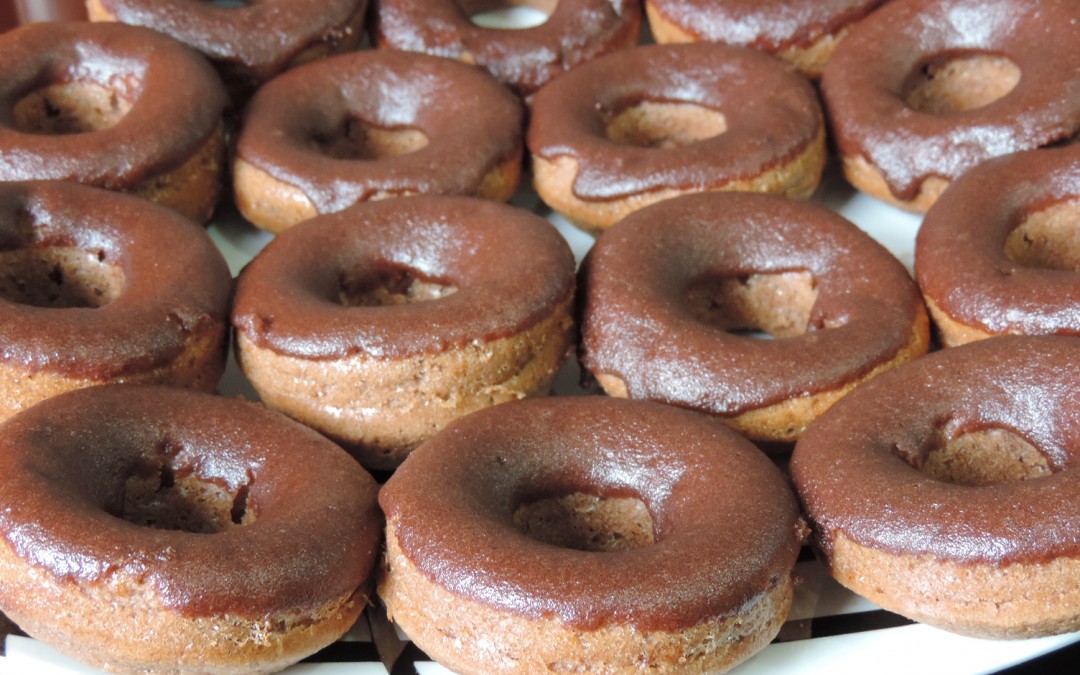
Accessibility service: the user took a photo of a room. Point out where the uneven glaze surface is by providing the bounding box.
[374,0,641,97]
[380,396,803,632]
[235,50,523,214]
[580,192,924,413]
[647,0,883,49]
[0,181,230,378]
[232,196,575,360]
[94,0,366,81]
[822,0,1080,201]
[792,336,1080,566]
[528,43,823,201]
[0,21,226,188]
[916,147,1080,336]
[0,384,383,618]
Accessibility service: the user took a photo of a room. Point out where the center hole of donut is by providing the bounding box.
[13,82,133,135]
[1004,199,1080,271]
[0,247,124,309]
[205,0,249,7]
[684,271,818,338]
[315,117,430,161]
[908,427,1052,487]
[606,101,728,149]
[513,493,655,552]
[123,465,254,533]
[338,265,457,307]
[467,0,551,29]
[903,52,1021,114]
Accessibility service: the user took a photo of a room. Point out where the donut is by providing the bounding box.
[528,43,826,234]
[579,192,930,442]
[0,181,232,424]
[372,0,641,99]
[645,0,886,77]
[86,0,367,98]
[791,335,1080,638]
[822,0,1080,213]
[0,21,227,223]
[379,396,805,674]
[232,49,524,233]
[0,384,382,673]
[231,196,576,470]
[915,146,1080,346]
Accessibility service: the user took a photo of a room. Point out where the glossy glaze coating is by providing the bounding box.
[916,147,1080,337]
[0,181,231,378]
[0,384,383,618]
[0,21,226,189]
[822,0,1080,202]
[92,0,366,83]
[373,0,641,98]
[381,396,803,632]
[580,192,924,413]
[528,42,823,201]
[647,0,883,50]
[791,336,1080,566]
[234,49,523,215]
[231,196,575,360]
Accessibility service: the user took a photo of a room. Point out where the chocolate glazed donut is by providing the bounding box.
[792,336,1080,639]
[822,0,1080,212]
[579,191,929,442]
[0,384,383,674]
[915,146,1080,345]
[0,21,227,222]
[380,396,805,674]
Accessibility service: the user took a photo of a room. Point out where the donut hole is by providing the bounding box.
[122,463,255,533]
[909,428,1052,487]
[513,492,655,552]
[313,116,430,161]
[466,0,552,28]
[0,247,124,309]
[606,101,728,149]
[684,271,819,339]
[903,52,1021,115]
[338,264,457,307]
[205,0,250,7]
[1005,199,1080,271]
[13,82,133,135]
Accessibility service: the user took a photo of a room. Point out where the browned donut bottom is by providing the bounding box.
[0,385,383,674]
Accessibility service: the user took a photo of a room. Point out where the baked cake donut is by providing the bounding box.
[645,0,886,77]
[791,335,1080,639]
[915,146,1080,346]
[233,49,524,233]
[822,0,1080,212]
[0,384,382,673]
[372,0,641,99]
[86,0,367,97]
[0,21,227,223]
[579,192,929,442]
[528,42,826,233]
[0,181,232,424]
[380,396,806,674]
[231,196,575,470]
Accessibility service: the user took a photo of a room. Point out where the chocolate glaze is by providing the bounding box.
[916,146,1080,336]
[96,0,366,83]
[791,336,1080,566]
[0,181,231,378]
[374,0,641,98]
[235,49,524,214]
[0,21,226,189]
[822,0,1080,202]
[579,192,925,413]
[231,196,575,360]
[527,43,823,201]
[0,384,382,618]
[648,0,884,51]
[381,396,803,632]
